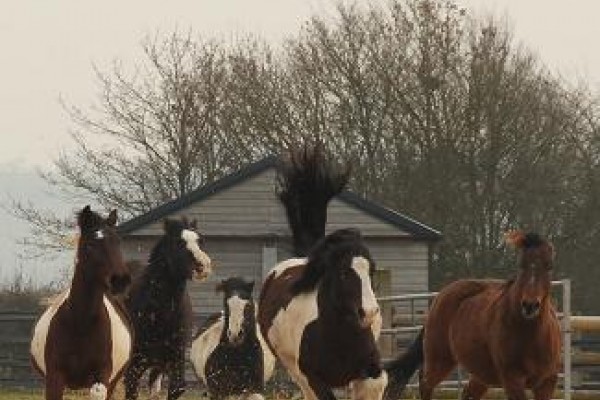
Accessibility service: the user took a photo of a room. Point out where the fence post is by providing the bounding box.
[562,279,572,400]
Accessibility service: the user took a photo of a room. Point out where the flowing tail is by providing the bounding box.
[277,144,350,257]
[383,329,424,400]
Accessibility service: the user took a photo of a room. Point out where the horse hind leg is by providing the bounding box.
[419,358,456,400]
[148,369,164,400]
[462,378,488,400]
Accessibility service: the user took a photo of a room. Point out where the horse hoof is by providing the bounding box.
[90,383,107,400]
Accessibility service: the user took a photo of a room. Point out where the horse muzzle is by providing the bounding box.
[192,262,213,282]
[109,273,131,294]
[521,300,541,319]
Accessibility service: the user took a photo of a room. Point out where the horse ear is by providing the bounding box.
[215,280,226,293]
[181,215,189,226]
[505,230,525,248]
[106,209,118,227]
[163,219,177,235]
[77,205,93,230]
[190,219,198,230]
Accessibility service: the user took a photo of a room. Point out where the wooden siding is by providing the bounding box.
[121,235,429,318]
[126,168,411,238]
[121,237,264,316]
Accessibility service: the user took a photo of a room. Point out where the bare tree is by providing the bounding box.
[10,0,600,312]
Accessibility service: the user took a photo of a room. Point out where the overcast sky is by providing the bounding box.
[2,0,600,285]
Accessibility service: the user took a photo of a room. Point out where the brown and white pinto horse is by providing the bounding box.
[30,206,133,400]
[383,231,561,400]
[258,146,386,400]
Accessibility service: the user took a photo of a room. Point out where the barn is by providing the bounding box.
[117,155,441,320]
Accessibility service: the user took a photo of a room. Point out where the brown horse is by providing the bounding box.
[384,231,561,400]
[30,206,133,400]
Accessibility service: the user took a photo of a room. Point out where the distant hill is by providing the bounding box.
[0,163,74,288]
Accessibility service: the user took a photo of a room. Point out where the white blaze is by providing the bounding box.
[227,295,249,343]
[351,256,380,318]
[181,229,212,278]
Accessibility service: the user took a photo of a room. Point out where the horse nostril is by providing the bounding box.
[521,300,541,317]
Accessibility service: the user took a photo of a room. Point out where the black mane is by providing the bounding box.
[292,228,372,294]
[522,232,545,249]
[277,143,350,257]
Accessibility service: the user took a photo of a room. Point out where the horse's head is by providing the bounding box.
[216,277,255,346]
[312,229,380,330]
[76,205,130,294]
[506,230,555,320]
[160,217,212,282]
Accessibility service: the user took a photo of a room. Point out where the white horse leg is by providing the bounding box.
[350,372,388,400]
[149,373,163,400]
[246,393,265,400]
[90,382,108,400]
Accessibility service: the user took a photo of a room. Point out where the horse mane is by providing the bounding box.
[505,230,545,249]
[292,228,370,294]
[277,143,350,257]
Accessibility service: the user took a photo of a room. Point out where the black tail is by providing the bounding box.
[383,329,424,400]
[277,144,350,257]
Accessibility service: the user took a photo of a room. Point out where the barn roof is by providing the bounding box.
[118,156,441,241]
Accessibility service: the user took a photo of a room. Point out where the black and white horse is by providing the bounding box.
[123,217,213,400]
[190,277,275,400]
[30,206,132,400]
[258,146,386,400]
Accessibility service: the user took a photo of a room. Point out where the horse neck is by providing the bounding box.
[67,258,106,325]
[144,260,186,305]
[317,293,365,342]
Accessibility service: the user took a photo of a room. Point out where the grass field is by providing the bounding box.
[0,388,203,399]
[4,388,600,400]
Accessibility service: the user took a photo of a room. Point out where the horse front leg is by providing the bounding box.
[124,356,146,400]
[502,375,527,400]
[166,358,187,400]
[462,377,488,400]
[45,372,65,400]
[351,371,388,400]
[533,375,558,400]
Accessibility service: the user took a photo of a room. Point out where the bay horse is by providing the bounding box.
[258,145,387,400]
[123,217,213,400]
[383,231,561,400]
[30,206,133,400]
[190,277,276,400]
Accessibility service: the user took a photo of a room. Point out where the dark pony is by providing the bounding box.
[258,144,387,400]
[190,277,275,400]
[30,206,132,400]
[383,231,561,400]
[123,217,213,400]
